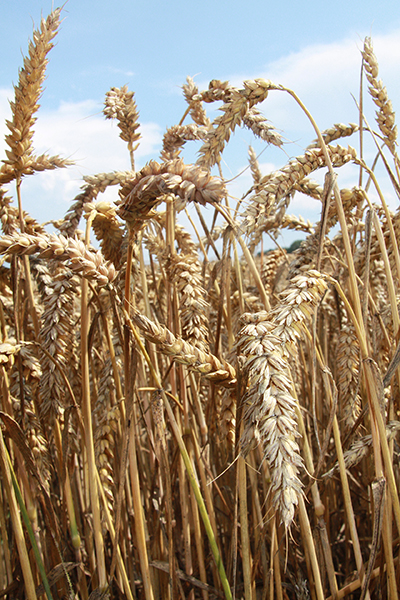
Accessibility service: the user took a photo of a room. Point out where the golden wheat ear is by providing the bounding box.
[362,37,397,155]
[1,9,72,183]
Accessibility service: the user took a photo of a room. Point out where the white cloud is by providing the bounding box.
[1,27,399,233]
[221,29,400,149]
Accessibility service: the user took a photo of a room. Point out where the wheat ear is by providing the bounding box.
[104,85,141,169]
[0,232,116,287]
[1,9,63,179]
[117,158,227,226]
[362,37,397,154]
[238,270,327,529]
[197,79,276,168]
[131,310,236,387]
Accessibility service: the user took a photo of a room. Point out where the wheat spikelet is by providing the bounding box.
[369,259,388,310]
[174,221,198,255]
[337,323,362,432]
[362,37,397,153]
[0,192,47,237]
[0,341,19,369]
[271,270,328,349]
[287,236,319,276]
[257,213,314,240]
[326,186,364,230]
[230,288,264,334]
[324,421,400,478]
[1,9,62,178]
[95,395,121,513]
[293,177,323,200]
[219,388,237,446]
[261,249,287,295]
[58,186,97,237]
[237,314,303,529]
[306,122,359,149]
[83,170,133,193]
[242,107,283,148]
[9,343,41,415]
[238,271,327,528]
[10,397,51,488]
[281,214,314,233]
[248,146,262,185]
[198,79,234,104]
[169,253,210,352]
[0,191,18,234]
[57,171,133,238]
[38,268,79,423]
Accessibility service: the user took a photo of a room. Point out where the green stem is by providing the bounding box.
[125,310,233,600]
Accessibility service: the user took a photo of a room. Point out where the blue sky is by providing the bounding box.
[1,0,400,246]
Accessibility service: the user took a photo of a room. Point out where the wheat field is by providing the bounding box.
[0,7,399,600]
